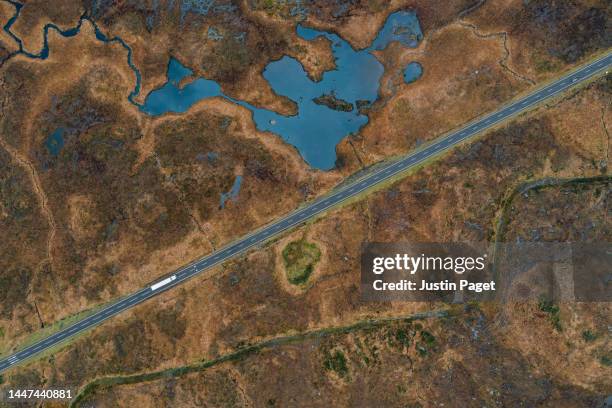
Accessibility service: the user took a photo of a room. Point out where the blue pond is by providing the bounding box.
[195,151,219,163]
[4,0,423,170]
[220,175,242,208]
[141,59,222,116]
[140,10,423,169]
[403,62,423,83]
[369,10,423,51]
[45,128,65,156]
[207,27,223,41]
[167,57,192,85]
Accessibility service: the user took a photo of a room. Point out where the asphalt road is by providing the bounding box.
[1,52,610,374]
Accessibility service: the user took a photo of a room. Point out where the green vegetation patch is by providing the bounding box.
[416,330,436,357]
[282,239,321,285]
[393,327,413,348]
[323,350,348,378]
[384,322,417,352]
[420,330,436,345]
[538,297,562,332]
[581,330,597,342]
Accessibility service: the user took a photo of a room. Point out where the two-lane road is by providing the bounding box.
[1,51,610,374]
